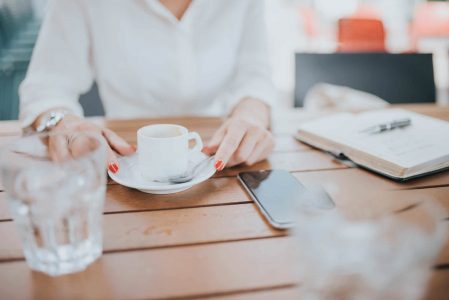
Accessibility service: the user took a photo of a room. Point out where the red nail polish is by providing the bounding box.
[108,163,119,174]
[214,160,224,171]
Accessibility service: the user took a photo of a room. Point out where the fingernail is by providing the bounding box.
[108,163,119,174]
[131,144,137,151]
[214,160,224,171]
[202,146,209,152]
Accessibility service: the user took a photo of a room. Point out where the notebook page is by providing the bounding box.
[299,109,449,169]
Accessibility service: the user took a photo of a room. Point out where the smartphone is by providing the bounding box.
[238,170,334,229]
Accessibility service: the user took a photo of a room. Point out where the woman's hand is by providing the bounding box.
[203,98,274,170]
[41,114,135,173]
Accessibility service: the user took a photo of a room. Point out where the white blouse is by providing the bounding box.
[19,0,276,126]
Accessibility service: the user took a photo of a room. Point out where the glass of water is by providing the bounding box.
[0,131,107,276]
[294,200,448,300]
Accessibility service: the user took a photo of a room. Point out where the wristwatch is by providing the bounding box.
[36,110,69,133]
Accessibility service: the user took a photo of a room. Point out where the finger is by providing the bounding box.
[204,126,226,153]
[48,134,71,162]
[103,129,135,156]
[106,146,119,174]
[227,128,264,167]
[214,125,247,170]
[68,134,98,158]
[246,133,275,166]
[202,144,219,155]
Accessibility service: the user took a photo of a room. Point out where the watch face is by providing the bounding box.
[48,115,60,127]
[36,112,67,132]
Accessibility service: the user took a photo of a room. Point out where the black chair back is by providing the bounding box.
[79,83,105,117]
[294,53,436,107]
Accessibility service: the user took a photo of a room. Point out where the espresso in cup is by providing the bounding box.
[137,124,203,181]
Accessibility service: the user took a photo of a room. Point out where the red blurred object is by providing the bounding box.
[411,3,449,47]
[299,6,319,38]
[337,18,386,52]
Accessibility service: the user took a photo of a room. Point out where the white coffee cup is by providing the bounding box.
[137,124,203,181]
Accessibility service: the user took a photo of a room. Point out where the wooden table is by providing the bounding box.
[0,104,448,299]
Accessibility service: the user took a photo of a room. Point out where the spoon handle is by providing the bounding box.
[191,155,215,177]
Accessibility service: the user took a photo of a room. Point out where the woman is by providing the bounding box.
[20,0,276,173]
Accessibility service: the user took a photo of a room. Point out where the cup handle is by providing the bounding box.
[188,132,203,153]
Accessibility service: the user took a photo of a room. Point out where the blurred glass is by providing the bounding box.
[294,199,448,300]
[0,132,107,276]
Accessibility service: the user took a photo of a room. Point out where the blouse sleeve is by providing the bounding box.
[217,0,277,114]
[19,0,93,127]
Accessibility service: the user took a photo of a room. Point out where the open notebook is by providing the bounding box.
[296,109,449,181]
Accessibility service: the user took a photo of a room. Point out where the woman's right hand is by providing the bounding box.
[45,114,135,173]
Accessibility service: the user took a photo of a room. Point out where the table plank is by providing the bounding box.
[2,186,448,263]
[203,286,299,300]
[7,176,448,223]
[0,135,20,146]
[272,110,327,135]
[294,172,449,219]
[104,177,249,213]
[214,269,449,300]
[216,150,348,178]
[0,193,10,221]
[423,269,449,300]
[0,177,249,221]
[0,121,21,136]
[2,184,447,223]
[0,237,296,300]
[434,231,449,268]
[204,273,449,300]
[274,136,311,152]
[0,203,285,261]
[403,104,449,121]
[391,203,449,267]
[0,236,446,300]
[294,168,449,193]
[103,117,224,131]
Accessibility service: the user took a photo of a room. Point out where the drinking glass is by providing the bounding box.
[0,131,107,276]
[294,198,448,300]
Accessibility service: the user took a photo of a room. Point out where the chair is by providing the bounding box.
[294,53,436,107]
[337,18,386,52]
[79,83,105,117]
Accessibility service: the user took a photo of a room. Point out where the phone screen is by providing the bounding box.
[238,170,307,228]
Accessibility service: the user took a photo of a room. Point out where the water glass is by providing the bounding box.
[0,131,107,276]
[294,200,448,300]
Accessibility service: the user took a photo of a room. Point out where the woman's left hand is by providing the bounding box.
[203,98,274,170]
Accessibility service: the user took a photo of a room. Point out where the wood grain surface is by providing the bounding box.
[0,104,448,299]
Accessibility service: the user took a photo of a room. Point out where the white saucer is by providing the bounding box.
[108,152,216,194]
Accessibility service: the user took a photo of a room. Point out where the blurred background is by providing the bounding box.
[0,0,449,119]
[266,0,449,108]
